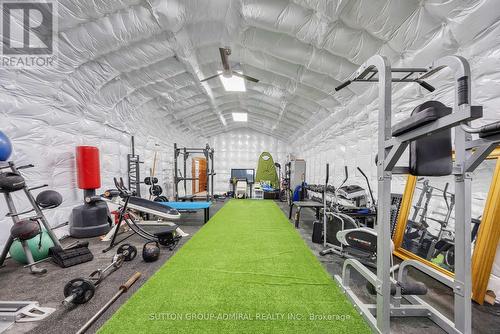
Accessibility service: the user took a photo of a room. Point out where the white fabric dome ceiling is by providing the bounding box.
[2,0,499,141]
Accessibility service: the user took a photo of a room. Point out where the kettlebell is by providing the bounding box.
[142,241,160,262]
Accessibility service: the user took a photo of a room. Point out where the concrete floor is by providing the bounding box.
[0,199,499,334]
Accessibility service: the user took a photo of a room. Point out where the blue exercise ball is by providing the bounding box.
[0,131,13,161]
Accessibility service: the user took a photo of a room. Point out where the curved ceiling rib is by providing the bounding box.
[31,0,488,143]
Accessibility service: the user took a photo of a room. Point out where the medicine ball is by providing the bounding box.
[0,131,13,161]
[36,190,63,209]
[142,241,160,262]
[0,172,25,192]
[9,229,54,263]
[10,219,41,241]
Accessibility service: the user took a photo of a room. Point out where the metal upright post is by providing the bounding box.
[447,57,473,334]
[174,143,178,201]
[373,55,392,334]
[183,147,187,198]
[210,148,214,201]
[131,136,135,156]
[204,144,209,202]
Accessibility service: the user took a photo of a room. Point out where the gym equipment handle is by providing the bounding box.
[338,166,349,190]
[28,184,48,191]
[103,189,120,198]
[417,80,435,92]
[120,271,142,292]
[17,164,35,170]
[357,166,376,206]
[335,80,351,91]
[85,195,102,203]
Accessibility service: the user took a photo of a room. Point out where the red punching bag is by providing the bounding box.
[70,146,110,238]
[76,146,101,190]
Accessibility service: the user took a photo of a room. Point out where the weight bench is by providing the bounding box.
[289,201,323,228]
[159,202,212,224]
[121,197,182,220]
[102,196,186,244]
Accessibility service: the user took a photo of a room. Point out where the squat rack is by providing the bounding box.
[334,55,500,334]
[173,143,215,201]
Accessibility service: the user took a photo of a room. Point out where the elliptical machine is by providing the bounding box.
[319,164,383,268]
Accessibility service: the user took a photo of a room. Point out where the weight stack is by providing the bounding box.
[69,146,111,238]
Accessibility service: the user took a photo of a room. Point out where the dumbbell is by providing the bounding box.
[62,244,137,305]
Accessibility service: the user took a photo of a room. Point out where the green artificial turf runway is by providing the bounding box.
[98,200,370,334]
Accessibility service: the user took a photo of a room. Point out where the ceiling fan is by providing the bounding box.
[200,47,259,84]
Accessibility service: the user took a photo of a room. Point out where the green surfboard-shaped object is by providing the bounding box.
[255,151,279,188]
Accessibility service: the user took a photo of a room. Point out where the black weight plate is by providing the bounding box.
[63,278,96,304]
[154,196,168,202]
[149,185,162,196]
[144,177,158,185]
[117,244,137,261]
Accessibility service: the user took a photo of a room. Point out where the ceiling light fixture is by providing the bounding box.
[232,112,247,122]
[219,71,246,92]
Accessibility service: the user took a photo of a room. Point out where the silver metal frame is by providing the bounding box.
[333,55,498,334]
[0,161,63,274]
[0,300,55,332]
[173,143,215,201]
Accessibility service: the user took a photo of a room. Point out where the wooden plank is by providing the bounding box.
[392,175,417,249]
[471,158,500,304]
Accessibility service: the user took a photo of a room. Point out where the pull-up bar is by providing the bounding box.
[335,66,442,92]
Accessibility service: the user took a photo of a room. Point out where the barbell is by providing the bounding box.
[62,244,137,305]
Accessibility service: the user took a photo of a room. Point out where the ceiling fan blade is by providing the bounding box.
[200,73,221,82]
[219,48,231,72]
[232,71,259,83]
[242,74,259,83]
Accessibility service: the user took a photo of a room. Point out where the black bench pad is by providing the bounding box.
[392,102,452,137]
